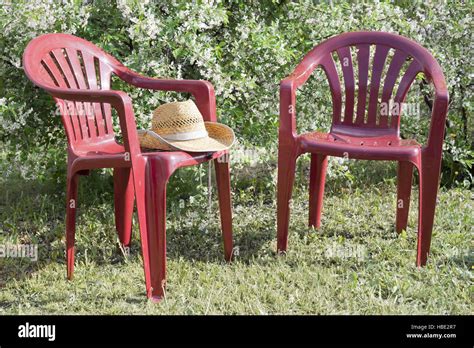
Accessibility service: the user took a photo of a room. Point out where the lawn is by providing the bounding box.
[0,157,472,315]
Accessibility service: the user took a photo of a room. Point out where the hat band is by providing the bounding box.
[160,129,208,141]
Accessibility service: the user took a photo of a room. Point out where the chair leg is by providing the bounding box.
[277,146,298,253]
[114,168,134,247]
[396,161,414,234]
[131,158,152,299]
[416,158,441,267]
[214,157,233,262]
[66,172,79,280]
[145,163,170,302]
[309,154,328,229]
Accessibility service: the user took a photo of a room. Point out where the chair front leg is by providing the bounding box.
[144,159,172,302]
[416,155,441,267]
[277,145,298,253]
[309,154,328,229]
[66,171,79,280]
[214,156,233,261]
[131,156,153,299]
[113,167,134,247]
[396,161,414,234]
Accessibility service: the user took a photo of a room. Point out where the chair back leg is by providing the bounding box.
[309,154,328,229]
[396,161,414,234]
[114,167,134,247]
[215,158,234,261]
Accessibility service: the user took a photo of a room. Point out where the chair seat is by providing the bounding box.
[142,149,226,169]
[298,131,421,161]
[71,138,226,172]
[75,138,224,163]
[74,140,126,156]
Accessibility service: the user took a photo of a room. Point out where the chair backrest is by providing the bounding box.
[290,31,447,137]
[23,33,121,146]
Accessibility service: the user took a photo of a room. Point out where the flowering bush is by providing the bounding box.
[0,0,472,186]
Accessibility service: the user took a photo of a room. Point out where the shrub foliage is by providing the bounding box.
[0,0,472,186]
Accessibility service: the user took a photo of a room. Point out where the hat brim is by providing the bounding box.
[138,122,235,152]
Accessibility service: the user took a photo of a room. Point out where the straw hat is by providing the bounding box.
[137,100,235,152]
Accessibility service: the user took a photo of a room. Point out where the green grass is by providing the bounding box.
[0,160,472,314]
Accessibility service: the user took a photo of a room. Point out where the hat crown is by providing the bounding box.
[138,99,235,152]
[151,100,207,140]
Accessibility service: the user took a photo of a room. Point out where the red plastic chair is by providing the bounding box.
[277,32,448,266]
[23,33,233,301]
